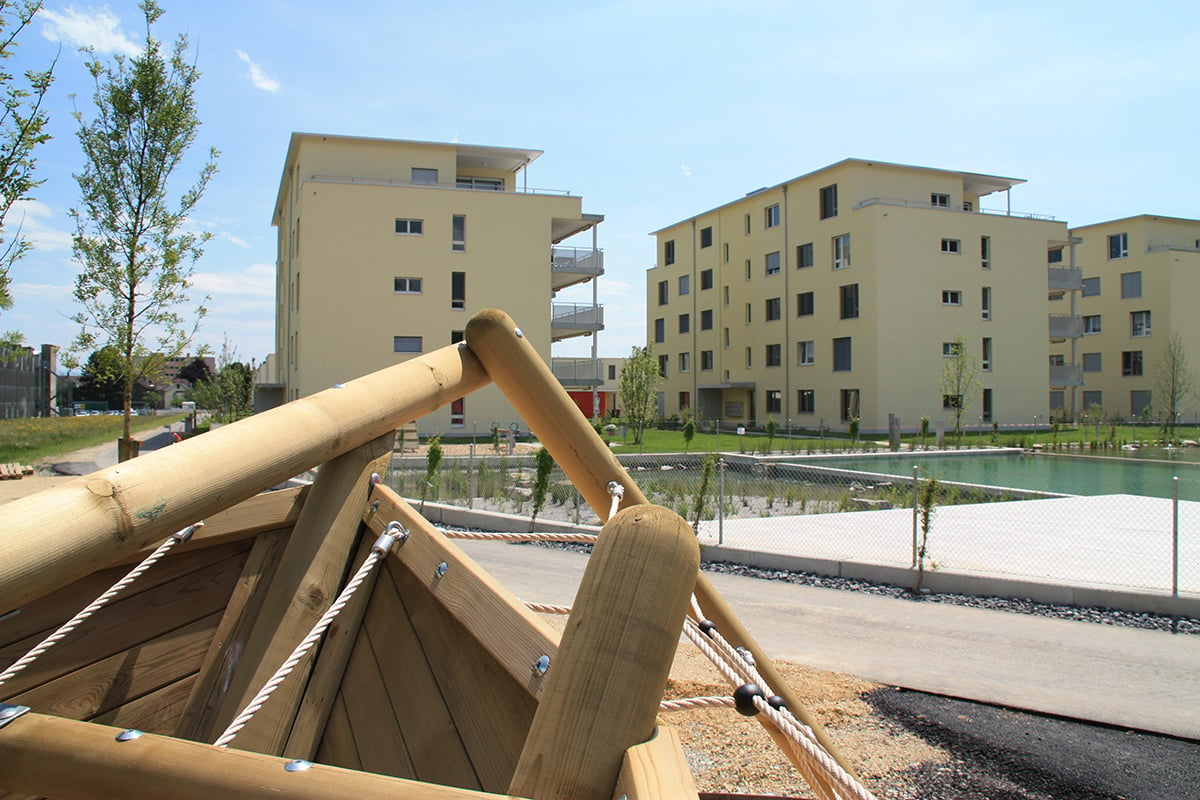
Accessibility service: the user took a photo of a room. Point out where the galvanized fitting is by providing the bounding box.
[373,521,409,555]
[173,521,204,543]
[0,703,29,729]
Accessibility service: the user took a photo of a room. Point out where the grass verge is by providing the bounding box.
[0,414,188,464]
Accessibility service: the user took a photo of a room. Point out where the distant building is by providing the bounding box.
[0,344,58,418]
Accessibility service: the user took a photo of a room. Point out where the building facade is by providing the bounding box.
[271,134,604,433]
[648,159,1071,434]
[1061,215,1200,422]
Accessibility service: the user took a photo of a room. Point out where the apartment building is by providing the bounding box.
[271,133,604,433]
[647,158,1070,433]
[1061,215,1200,421]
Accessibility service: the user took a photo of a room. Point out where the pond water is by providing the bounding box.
[808,450,1200,501]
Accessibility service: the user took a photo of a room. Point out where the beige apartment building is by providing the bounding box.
[648,158,1072,434]
[1062,215,1200,422]
[270,133,604,433]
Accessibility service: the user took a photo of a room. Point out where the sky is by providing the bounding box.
[4,0,1199,369]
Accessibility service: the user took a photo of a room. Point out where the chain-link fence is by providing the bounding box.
[389,449,1200,597]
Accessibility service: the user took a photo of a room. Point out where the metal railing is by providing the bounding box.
[853,196,1056,221]
[551,303,604,325]
[1049,363,1084,387]
[1047,266,1083,291]
[1146,239,1200,253]
[551,358,605,386]
[551,247,604,274]
[306,174,573,196]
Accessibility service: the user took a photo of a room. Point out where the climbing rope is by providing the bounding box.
[523,601,572,615]
[606,480,624,520]
[212,522,408,749]
[440,530,597,544]
[0,522,203,690]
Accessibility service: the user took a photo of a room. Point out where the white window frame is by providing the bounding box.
[765,204,781,229]
[393,335,423,353]
[393,276,423,294]
[832,234,851,269]
[1130,310,1151,338]
[931,193,950,208]
[941,238,961,254]
[798,340,815,366]
[942,290,962,306]
[394,218,424,235]
[1083,315,1102,334]
[1109,232,1129,260]
[765,251,781,276]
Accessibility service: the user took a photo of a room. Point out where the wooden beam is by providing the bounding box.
[464,309,856,784]
[613,726,700,800]
[0,342,489,613]
[508,505,699,800]
[0,712,525,800]
[209,434,393,755]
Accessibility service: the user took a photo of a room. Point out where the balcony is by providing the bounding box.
[551,246,604,292]
[1146,239,1200,254]
[1049,363,1084,387]
[551,303,604,342]
[1047,266,1083,291]
[551,357,604,387]
[853,196,1056,221]
[1048,314,1083,340]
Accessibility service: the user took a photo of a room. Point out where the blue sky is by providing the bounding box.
[6,0,1199,367]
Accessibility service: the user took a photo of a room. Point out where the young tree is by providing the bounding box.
[618,344,661,446]
[938,333,979,439]
[69,1,218,458]
[0,0,55,314]
[190,336,252,423]
[1154,331,1196,436]
[529,446,554,532]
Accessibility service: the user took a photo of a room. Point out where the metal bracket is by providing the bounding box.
[0,702,30,730]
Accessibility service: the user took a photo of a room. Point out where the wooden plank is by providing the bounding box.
[390,554,536,794]
[364,485,560,691]
[614,726,701,800]
[314,692,361,771]
[0,555,246,699]
[8,612,219,721]
[338,621,416,779]
[0,341,490,614]
[361,556,480,790]
[0,712,528,800]
[92,673,198,733]
[209,434,393,755]
[508,505,699,800]
[174,530,289,743]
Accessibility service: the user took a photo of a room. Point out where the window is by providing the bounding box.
[451,214,466,252]
[819,184,838,219]
[981,337,992,371]
[679,391,690,410]
[797,291,814,316]
[1122,350,1143,376]
[394,276,422,294]
[657,354,668,377]
[941,238,961,254]
[456,176,503,190]
[982,388,992,422]
[1131,390,1152,418]
[765,251,781,275]
[840,389,858,422]
[833,337,852,371]
[653,318,665,343]
[723,243,729,263]
[723,286,730,306]
[931,192,950,208]
[679,274,690,295]
[1049,354,1065,367]
[1121,271,1142,298]
[1082,352,1102,372]
[664,240,676,266]
[1082,277,1100,296]
[745,347,752,368]
[701,350,714,370]
[765,297,781,321]
[700,309,713,330]
[979,236,991,269]
[766,343,782,367]
[981,286,992,320]
[832,234,851,269]
[700,226,713,248]
[745,259,751,280]
[1083,315,1102,334]
[451,330,464,344]
[700,268,713,290]
[839,283,859,319]
[395,218,423,235]
[451,271,465,310]
[1082,390,1102,409]
[678,313,690,334]
[798,340,815,365]
[963,200,974,212]
[1108,232,1129,260]
[1130,310,1151,337]
[798,389,815,414]
[943,394,963,410]
[797,242,814,268]
[723,327,730,348]
[942,341,963,357]
[744,214,751,235]
[1047,247,1064,264]
[745,303,752,324]
[657,280,668,305]
[608,364,617,380]
[765,204,780,229]
[942,290,962,305]
[393,335,422,353]
[678,352,690,372]
[766,390,782,413]
[411,167,438,184]
[1050,390,1065,411]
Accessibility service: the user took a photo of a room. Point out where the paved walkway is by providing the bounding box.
[458,539,1200,741]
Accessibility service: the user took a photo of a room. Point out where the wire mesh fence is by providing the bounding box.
[389,448,1200,598]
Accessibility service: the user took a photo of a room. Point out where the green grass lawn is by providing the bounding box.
[0,414,187,464]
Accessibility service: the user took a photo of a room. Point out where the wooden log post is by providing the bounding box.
[508,504,699,800]
[464,308,856,785]
[0,343,487,613]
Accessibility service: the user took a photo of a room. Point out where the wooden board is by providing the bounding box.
[338,621,417,779]
[614,726,700,800]
[92,674,199,733]
[313,692,361,771]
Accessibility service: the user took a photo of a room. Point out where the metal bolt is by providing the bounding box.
[370,472,381,485]
[434,561,448,578]
[514,327,524,338]
[332,383,345,389]
[533,654,551,676]
[370,500,380,513]
[0,703,30,728]
[284,760,313,772]
[115,729,143,742]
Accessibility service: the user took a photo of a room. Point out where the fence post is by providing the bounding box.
[911,465,919,568]
[1173,475,1180,597]
[718,457,726,546]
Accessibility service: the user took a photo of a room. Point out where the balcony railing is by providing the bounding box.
[307,174,573,196]
[1049,314,1083,339]
[551,358,605,387]
[1146,239,1200,254]
[551,246,604,292]
[853,196,1056,221]
[1049,363,1084,387]
[1047,266,1083,291]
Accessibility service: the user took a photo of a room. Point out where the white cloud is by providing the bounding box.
[221,232,250,248]
[39,5,140,56]
[235,49,280,92]
[192,263,274,298]
[681,164,692,177]
[7,199,73,252]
